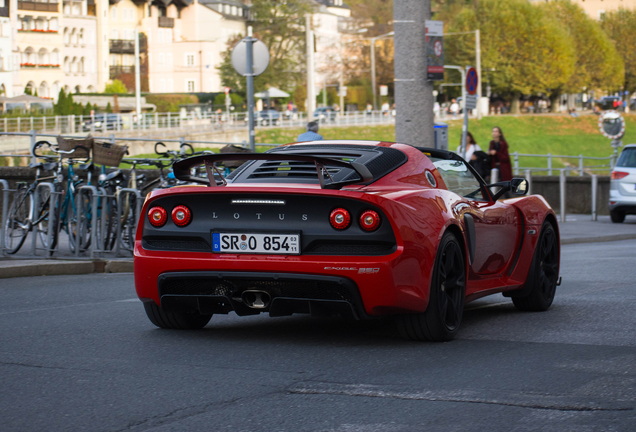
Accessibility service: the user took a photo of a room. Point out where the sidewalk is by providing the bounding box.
[0,214,634,279]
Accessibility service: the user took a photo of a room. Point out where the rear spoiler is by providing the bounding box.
[172,153,373,189]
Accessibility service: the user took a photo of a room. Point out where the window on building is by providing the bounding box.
[64,28,70,44]
[111,29,118,39]
[186,53,195,67]
[158,53,165,67]
[231,6,236,15]
[111,7,117,21]
[224,4,230,14]
[159,79,166,92]
[187,80,195,92]
[49,18,59,32]
[79,29,84,45]
[158,29,164,43]
[167,79,173,92]
[598,10,606,20]
[167,53,173,67]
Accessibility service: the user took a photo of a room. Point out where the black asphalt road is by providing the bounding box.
[0,240,634,431]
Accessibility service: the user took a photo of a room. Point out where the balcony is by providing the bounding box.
[18,1,59,12]
[109,39,135,54]
[110,65,134,78]
[158,17,174,28]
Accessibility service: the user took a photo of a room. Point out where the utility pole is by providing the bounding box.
[246,26,255,150]
[134,28,141,116]
[305,14,316,118]
[393,0,433,148]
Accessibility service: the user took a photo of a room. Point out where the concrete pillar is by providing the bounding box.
[393,0,433,148]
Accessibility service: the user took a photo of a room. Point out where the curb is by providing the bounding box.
[561,234,636,245]
[0,259,133,279]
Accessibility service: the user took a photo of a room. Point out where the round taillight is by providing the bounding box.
[330,208,351,230]
[171,205,191,227]
[148,206,167,227]
[359,210,380,231]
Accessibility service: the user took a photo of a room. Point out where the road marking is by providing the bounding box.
[289,382,633,412]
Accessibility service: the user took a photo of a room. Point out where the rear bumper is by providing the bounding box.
[134,244,430,318]
[155,271,368,320]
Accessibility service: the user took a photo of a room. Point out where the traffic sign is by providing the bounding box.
[465,67,478,96]
[231,38,270,77]
[465,95,477,110]
[224,87,231,95]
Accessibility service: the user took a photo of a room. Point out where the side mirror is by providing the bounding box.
[487,178,529,201]
[510,178,528,196]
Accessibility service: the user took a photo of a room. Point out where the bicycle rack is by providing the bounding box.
[76,185,102,259]
[31,182,60,258]
[0,179,10,255]
[115,188,143,256]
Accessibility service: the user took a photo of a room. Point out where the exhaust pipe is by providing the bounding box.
[242,290,271,309]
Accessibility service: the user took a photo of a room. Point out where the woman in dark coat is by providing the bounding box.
[489,126,513,181]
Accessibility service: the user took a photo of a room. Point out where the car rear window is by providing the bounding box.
[617,148,636,168]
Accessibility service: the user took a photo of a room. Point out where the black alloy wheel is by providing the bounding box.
[436,237,466,332]
[512,222,559,312]
[396,232,466,342]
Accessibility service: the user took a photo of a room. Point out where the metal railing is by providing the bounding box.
[0,110,396,136]
[511,152,614,176]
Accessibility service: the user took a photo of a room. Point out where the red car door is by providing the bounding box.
[469,200,520,276]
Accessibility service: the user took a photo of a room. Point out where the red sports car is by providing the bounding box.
[134,140,560,341]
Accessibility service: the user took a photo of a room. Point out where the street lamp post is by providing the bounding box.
[370,31,394,111]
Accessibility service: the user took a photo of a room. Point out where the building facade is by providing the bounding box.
[0,0,14,96]
[144,0,246,94]
[62,0,99,94]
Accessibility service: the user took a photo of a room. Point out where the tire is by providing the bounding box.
[103,195,118,251]
[36,187,58,252]
[610,209,625,223]
[120,193,138,251]
[4,186,31,255]
[143,302,212,329]
[512,221,559,312]
[396,232,466,341]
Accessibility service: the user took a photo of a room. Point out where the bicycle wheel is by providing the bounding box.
[36,186,59,251]
[67,191,91,253]
[103,194,118,251]
[75,189,93,251]
[4,185,31,255]
[120,193,138,251]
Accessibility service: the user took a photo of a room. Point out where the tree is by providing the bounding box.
[542,0,623,112]
[601,8,636,97]
[83,102,93,116]
[104,79,128,94]
[218,0,315,96]
[443,0,576,113]
[106,102,113,113]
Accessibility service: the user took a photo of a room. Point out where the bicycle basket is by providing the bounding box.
[93,142,128,167]
[56,135,93,159]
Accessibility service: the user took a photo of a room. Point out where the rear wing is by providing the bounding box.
[172,153,374,189]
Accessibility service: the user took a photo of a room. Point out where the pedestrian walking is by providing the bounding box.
[488,126,512,182]
[297,121,323,142]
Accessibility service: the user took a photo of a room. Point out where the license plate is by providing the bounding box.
[212,233,300,254]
